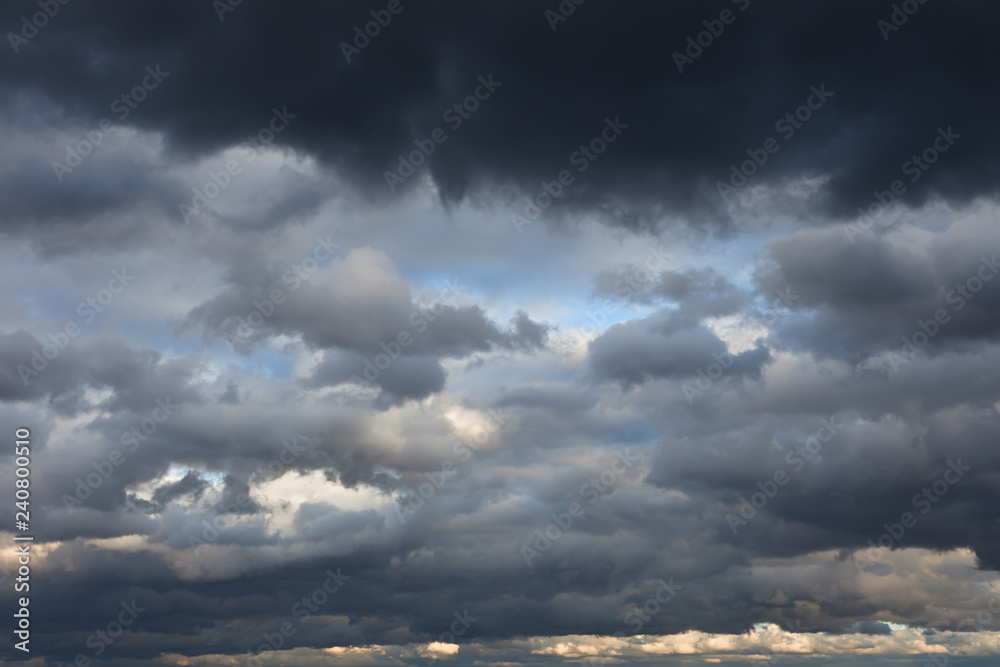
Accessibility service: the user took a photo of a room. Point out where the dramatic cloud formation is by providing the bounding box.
[1,1,999,666]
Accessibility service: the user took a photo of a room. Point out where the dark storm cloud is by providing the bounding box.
[594,267,742,307]
[183,245,550,407]
[756,223,1000,361]
[0,151,186,224]
[195,165,332,231]
[586,263,761,390]
[219,378,240,404]
[303,350,448,406]
[0,330,202,415]
[213,474,263,515]
[848,620,897,635]
[151,470,209,506]
[640,341,1000,571]
[6,1,1000,664]
[588,308,769,388]
[181,241,549,359]
[11,344,1000,661]
[292,502,384,542]
[509,309,551,350]
[0,329,85,403]
[593,265,749,323]
[189,284,549,357]
[2,0,999,233]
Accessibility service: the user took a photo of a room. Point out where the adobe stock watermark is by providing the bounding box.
[551,243,674,357]
[70,599,145,667]
[340,0,413,63]
[213,0,243,22]
[51,65,170,181]
[245,567,349,667]
[671,0,751,73]
[727,414,846,534]
[179,107,297,223]
[914,586,1000,667]
[884,254,997,373]
[581,578,683,667]
[189,433,327,548]
[621,578,683,635]
[394,406,510,524]
[384,74,502,192]
[511,116,628,233]
[520,449,641,566]
[844,126,960,242]
[349,278,468,388]
[682,349,742,405]
[62,398,178,512]
[7,0,72,54]
[917,653,950,667]
[877,0,930,41]
[17,268,135,386]
[545,0,586,31]
[222,235,340,352]
[956,588,1000,634]
[570,243,672,349]
[683,287,798,404]
[853,459,971,574]
[717,85,834,203]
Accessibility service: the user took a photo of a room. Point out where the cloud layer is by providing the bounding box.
[1,1,1000,666]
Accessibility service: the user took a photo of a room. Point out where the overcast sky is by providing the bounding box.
[2,1,1000,666]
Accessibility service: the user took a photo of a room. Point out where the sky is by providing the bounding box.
[1,1,1000,666]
